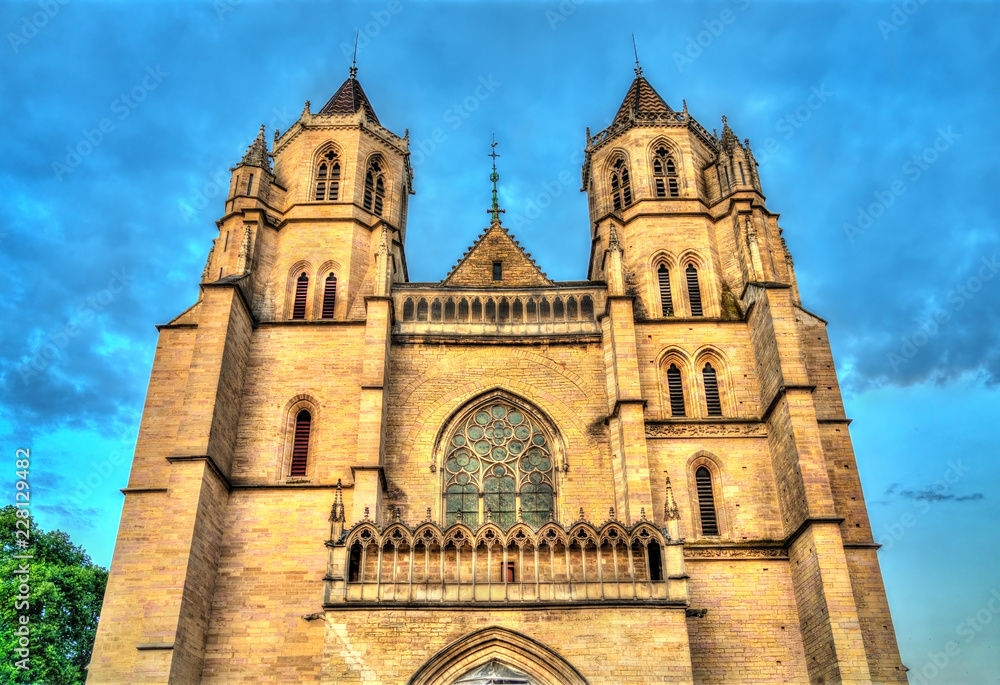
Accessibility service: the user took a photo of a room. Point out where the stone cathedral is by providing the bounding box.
[88,62,906,684]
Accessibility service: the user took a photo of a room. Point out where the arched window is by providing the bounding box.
[695,466,719,535]
[443,400,555,529]
[703,363,722,416]
[686,264,703,316]
[652,146,679,198]
[292,272,309,319]
[314,148,340,201]
[290,410,311,476]
[667,363,685,417]
[657,264,674,317]
[363,157,385,216]
[403,298,415,321]
[321,273,337,319]
[610,157,632,210]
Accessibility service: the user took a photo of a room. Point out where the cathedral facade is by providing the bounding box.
[88,64,906,684]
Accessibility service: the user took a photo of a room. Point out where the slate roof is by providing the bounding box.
[612,75,673,125]
[318,74,380,124]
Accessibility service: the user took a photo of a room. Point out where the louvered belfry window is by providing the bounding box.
[321,273,337,319]
[364,158,385,216]
[653,147,679,198]
[610,158,632,210]
[657,264,674,317]
[290,410,311,477]
[667,363,685,417]
[703,363,722,416]
[686,264,703,316]
[314,149,340,201]
[696,467,719,535]
[292,272,309,319]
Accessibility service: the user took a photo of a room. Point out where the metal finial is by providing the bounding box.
[487,134,505,225]
[350,31,359,79]
[632,34,642,76]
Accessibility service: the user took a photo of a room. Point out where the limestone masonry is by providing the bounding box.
[88,63,906,684]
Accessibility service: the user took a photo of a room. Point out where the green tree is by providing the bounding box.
[0,506,108,684]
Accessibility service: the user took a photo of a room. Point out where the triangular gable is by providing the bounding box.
[442,223,551,287]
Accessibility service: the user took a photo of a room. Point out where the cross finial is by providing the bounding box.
[350,31,359,79]
[632,33,642,77]
[487,134,505,225]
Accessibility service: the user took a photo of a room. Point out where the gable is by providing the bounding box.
[442,223,551,287]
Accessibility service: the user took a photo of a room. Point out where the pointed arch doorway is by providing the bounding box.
[407,627,588,685]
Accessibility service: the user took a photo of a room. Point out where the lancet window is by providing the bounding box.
[314,148,341,201]
[610,157,632,210]
[652,146,679,197]
[363,157,386,216]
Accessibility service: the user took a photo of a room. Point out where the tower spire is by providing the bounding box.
[632,33,642,77]
[487,135,505,225]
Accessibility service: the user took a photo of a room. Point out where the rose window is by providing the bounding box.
[444,401,555,529]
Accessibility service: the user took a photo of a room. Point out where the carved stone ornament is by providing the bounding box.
[685,547,787,559]
[645,422,766,438]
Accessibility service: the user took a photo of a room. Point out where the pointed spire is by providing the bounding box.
[487,135,505,225]
[318,58,380,123]
[613,70,673,126]
[238,124,271,172]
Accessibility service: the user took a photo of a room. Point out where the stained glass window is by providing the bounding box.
[444,401,554,529]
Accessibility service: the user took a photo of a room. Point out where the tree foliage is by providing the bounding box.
[0,506,108,684]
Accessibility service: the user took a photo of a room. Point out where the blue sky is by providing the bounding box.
[1,0,997,681]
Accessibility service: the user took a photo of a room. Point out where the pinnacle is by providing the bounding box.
[237,124,271,172]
